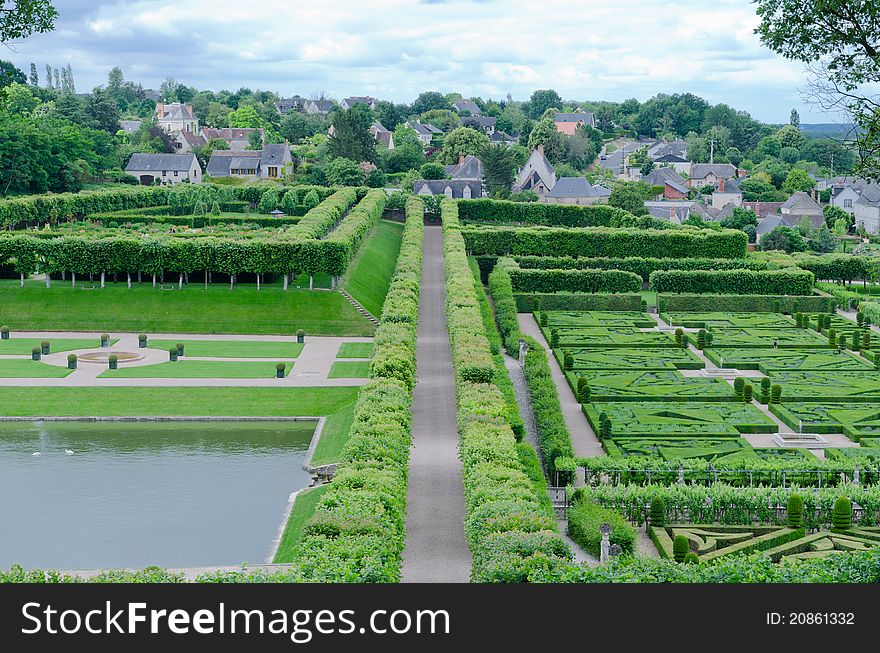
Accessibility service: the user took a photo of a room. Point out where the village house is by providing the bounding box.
[171,130,206,154]
[205,142,293,180]
[644,167,690,200]
[155,102,199,134]
[340,96,378,110]
[553,111,595,135]
[370,123,394,149]
[200,127,264,151]
[711,177,743,209]
[541,177,611,206]
[276,96,306,114]
[512,144,557,197]
[462,115,496,135]
[688,163,740,188]
[854,184,880,234]
[304,99,334,115]
[406,120,443,146]
[445,154,483,181]
[452,99,482,115]
[413,179,482,199]
[125,153,202,185]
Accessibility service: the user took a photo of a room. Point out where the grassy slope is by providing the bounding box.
[272,485,330,563]
[310,401,357,466]
[327,360,371,379]
[0,281,373,336]
[148,340,304,358]
[99,360,294,379]
[0,360,73,378]
[342,220,404,317]
[336,342,374,358]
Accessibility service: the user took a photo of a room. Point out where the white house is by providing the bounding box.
[340,96,377,110]
[711,177,743,210]
[205,143,293,180]
[512,144,557,197]
[155,102,199,134]
[406,121,442,146]
[854,184,880,234]
[125,153,202,185]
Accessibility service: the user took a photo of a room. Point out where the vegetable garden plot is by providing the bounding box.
[705,327,829,349]
[702,348,873,372]
[540,310,656,328]
[660,312,796,329]
[583,402,777,438]
[567,370,735,402]
[563,348,705,370]
[768,371,880,401]
[543,326,677,349]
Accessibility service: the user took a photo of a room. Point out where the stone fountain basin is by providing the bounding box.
[77,351,144,364]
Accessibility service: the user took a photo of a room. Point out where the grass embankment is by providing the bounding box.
[342,220,404,317]
[148,340,304,358]
[0,281,373,336]
[99,360,293,379]
[272,485,331,563]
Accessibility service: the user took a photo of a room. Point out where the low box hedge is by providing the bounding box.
[567,501,636,559]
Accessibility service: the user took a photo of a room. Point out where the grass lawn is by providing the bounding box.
[0,359,73,378]
[336,342,374,358]
[0,281,373,336]
[99,360,293,379]
[342,220,404,317]
[0,338,118,354]
[639,290,657,307]
[327,361,371,379]
[272,485,330,563]
[310,401,356,467]
[148,340,304,358]
[0,386,359,417]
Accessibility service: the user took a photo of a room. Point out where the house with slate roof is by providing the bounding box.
[445,154,483,181]
[305,99,334,115]
[406,120,443,145]
[854,183,880,234]
[462,115,496,135]
[644,167,690,200]
[554,111,595,134]
[711,177,743,209]
[370,123,394,149]
[413,179,482,199]
[778,191,824,227]
[155,102,199,134]
[341,96,377,110]
[125,153,202,185]
[542,177,611,206]
[513,144,557,196]
[452,99,482,115]
[688,163,739,188]
[201,127,263,151]
[206,142,292,180]
[277,97,306,114]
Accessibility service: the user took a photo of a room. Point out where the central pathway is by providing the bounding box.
[400,225,471,583]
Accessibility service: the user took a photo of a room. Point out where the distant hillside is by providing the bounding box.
[800,123,859,140]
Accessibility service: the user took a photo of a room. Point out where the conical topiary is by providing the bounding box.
[787,494,804,528]
[831,496,852,531]
[649,497,666,527]
[673,535,689,562]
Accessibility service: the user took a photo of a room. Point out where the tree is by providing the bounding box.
[720,207,758,231]
[527,118,565,162]
[437,126,489,165]
[83,88,119,133]
[608,182,653,216]
[383,125,424,173]
[0,60,25,87]
[411,91,449,115]
[479,142,518,198]
[726,147,743,166]
[782,168,815,194]
[790,108,800,127]
[775,124,805,149]
[761,225,807,253]
[526,89,563,119]
[824,204,853,229]
[280,111,317,143]
[754,0,880,177]
[28,62,36,86]
[326,105,376,163]
[809,224,838,253]
[325,157,365,186]
[419,162,445,180]
[0,0,57,43]
[228,105,264,129]
[373,100,406,130]
[44,63,50,89]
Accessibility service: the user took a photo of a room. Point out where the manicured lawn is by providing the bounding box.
[148,340,303,358]
[0,359,73,378]
[272,485,330,563]
[0,386,359,416]
[342,219,404,317]
[336,342,374,359]
[0,338,118,354]
[310,401,357,466]
[0,281,374,336]
[327,361,371,379]
[99,360,293,379]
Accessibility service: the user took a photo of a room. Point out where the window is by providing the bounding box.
[268,166,278,178]
[162,171,167,176]
[844,199,853,208]
[174,170,178,177]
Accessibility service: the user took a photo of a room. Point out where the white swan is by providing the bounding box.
[65,449,74,455]
[32,452,41,457]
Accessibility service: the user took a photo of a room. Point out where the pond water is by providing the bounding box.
[0,420,316,570]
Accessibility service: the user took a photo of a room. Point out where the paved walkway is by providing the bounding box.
[400,225,471,583]
[518,313,604,472]
[0,332,371,387]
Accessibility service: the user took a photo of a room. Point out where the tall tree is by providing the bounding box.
[479,142,518,198]
[52,67,59,90]
[437,126,489,164]
[28,62,36,86]
[326,105,376,163]
[789,108,800,127]
[526,89,563,119]
[754,0,880,176]
[0,60,25,87]
[411,91,449,115]
[527,118,565,162]
[44,63,51,89]
[0,0,57,44]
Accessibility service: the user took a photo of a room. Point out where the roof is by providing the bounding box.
[307,99,334,112]
[546,177,610,198]
[408,121,442,135]
[715,204,736,222]
[715,177,741,193]
[554,111,594,123]
[126,153,197,172]
[741,201,785,218]
[653,153,689,163]
[179,130,206,147]
[780,191,821,211]
[229,157,259,171]
[490,130,517,144]
[514,147,557,193]
[462,115,496,129]
[644,167,687,188]
[158,103,196,122]
[647,205,688,222]
[260,143,290,166]
[206,150,261,176]
[120,120,142,134]
[342,96,376,106]
[689,203,721,220]
[756,214,787,235]
[413,179,482,198]
[690,164,737,180]
[856,183,880,206]
[445,155,483,181]
[202,128,262,141]
[453,99,481,115]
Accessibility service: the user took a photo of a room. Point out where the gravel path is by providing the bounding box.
[400,226,471,583]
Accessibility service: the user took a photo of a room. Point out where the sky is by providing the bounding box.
[4,0,833,124]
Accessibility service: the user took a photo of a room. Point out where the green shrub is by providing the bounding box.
[540,312,548,327]
[864,331,872,351]
[550,328,559,348]
[657,294,832,313]
[567,502,636,559]
[563,351,574,371]
[658,299,666,313]
[838,333,847,349]
[649,497,666,527]
[770,384,782,404]
[577,377,590,403]
[734,377,745,399]
[760,377,771,403]
[743,383,753,403]
[774,299,781,313]
[684,552,700,564]
[673,534,690,562]
[832,497,852,531]
[853,330,862,350]
[509,267,643,294]
[649,269,814,296]
[787,494,805,528]
[857,311,865,326]
[827,328,837,347]
[697,329,707,349]
[674,328,684,347]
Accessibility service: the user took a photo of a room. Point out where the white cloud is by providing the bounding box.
[7,0,823,122]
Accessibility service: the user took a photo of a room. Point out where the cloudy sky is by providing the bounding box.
[6,0,826,123]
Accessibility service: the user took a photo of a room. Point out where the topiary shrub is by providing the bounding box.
[760,377,771,403]
[853,330,861,351]
[138,334,148,348]
[0,325,9,340]
[838,333,847,349]
[176,342,185,356]
[674,328,684,347]
[857,311,865,326]
[108,354,118,369]
[600,417,612,440]
[673,534,689,562]
[827,328,837,347]
[169,347,179,362]
[787,494,804,528]
[563,350,574,371]
[684,552,700,564]
[658,299,666,313]
[550,328,559,349]
[297,329,306,344]
[276,362,286,378]
[743,383,753,403]
[770,384,782,404]
[567,502,636,559]
[649,497,666,527]
[31,347,40,360]
[540,312,549,327]
[100,333,110,347]
[733,377,745,400]
[831,496,852,531]
[67,354,77,370]
[577,376,590,403]
[864,331,872,351]
[697,329,707,350]
[706,332,713,345]
[41,340,50,354]
[773,299,781,313]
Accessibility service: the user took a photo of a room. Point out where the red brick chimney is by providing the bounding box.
[669,205,676,219]
[185,103,193,116]
[537,143,545,156]
[459,153,466,166]
[718,177,725,192]
[156,102,164,118]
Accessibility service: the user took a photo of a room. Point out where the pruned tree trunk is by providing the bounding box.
[127,273,132,289]
[256,274,261,291]
[71,272,76,288]
[138,271,142,284]
[283,274,289,291]
[152,274,157,288]
[229,274,235,291]
[309,274,314,290]
[100,272,105,288]
[45,274,51,288]
[179,273,184,290]
[19,273,24,288]
[61,271,66,282]
[204,269,208,289]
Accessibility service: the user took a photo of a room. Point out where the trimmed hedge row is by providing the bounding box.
[793,254,869,283]
[650,268,815,295]
[293,192,424,582]
[488,261,575,480]
[657,293,834,313]
[514,255,773,282]
[442,198,573,582]
[513,293,643,312]
[457,198,646,228]
[462,226,748,259]
[87,214,302,228]
[509,267,643,294]
[567,501,636,559]
[321,190,387,278]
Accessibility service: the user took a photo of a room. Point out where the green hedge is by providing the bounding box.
[650,268,815,295]
[513,293,643,312]
[567,501,636,558]
[462,226,748,259]
[657,293,833,313]
[457,199,642,227]
[509,267,643,294]
[862,301,880,326]
[515,255,773,282]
